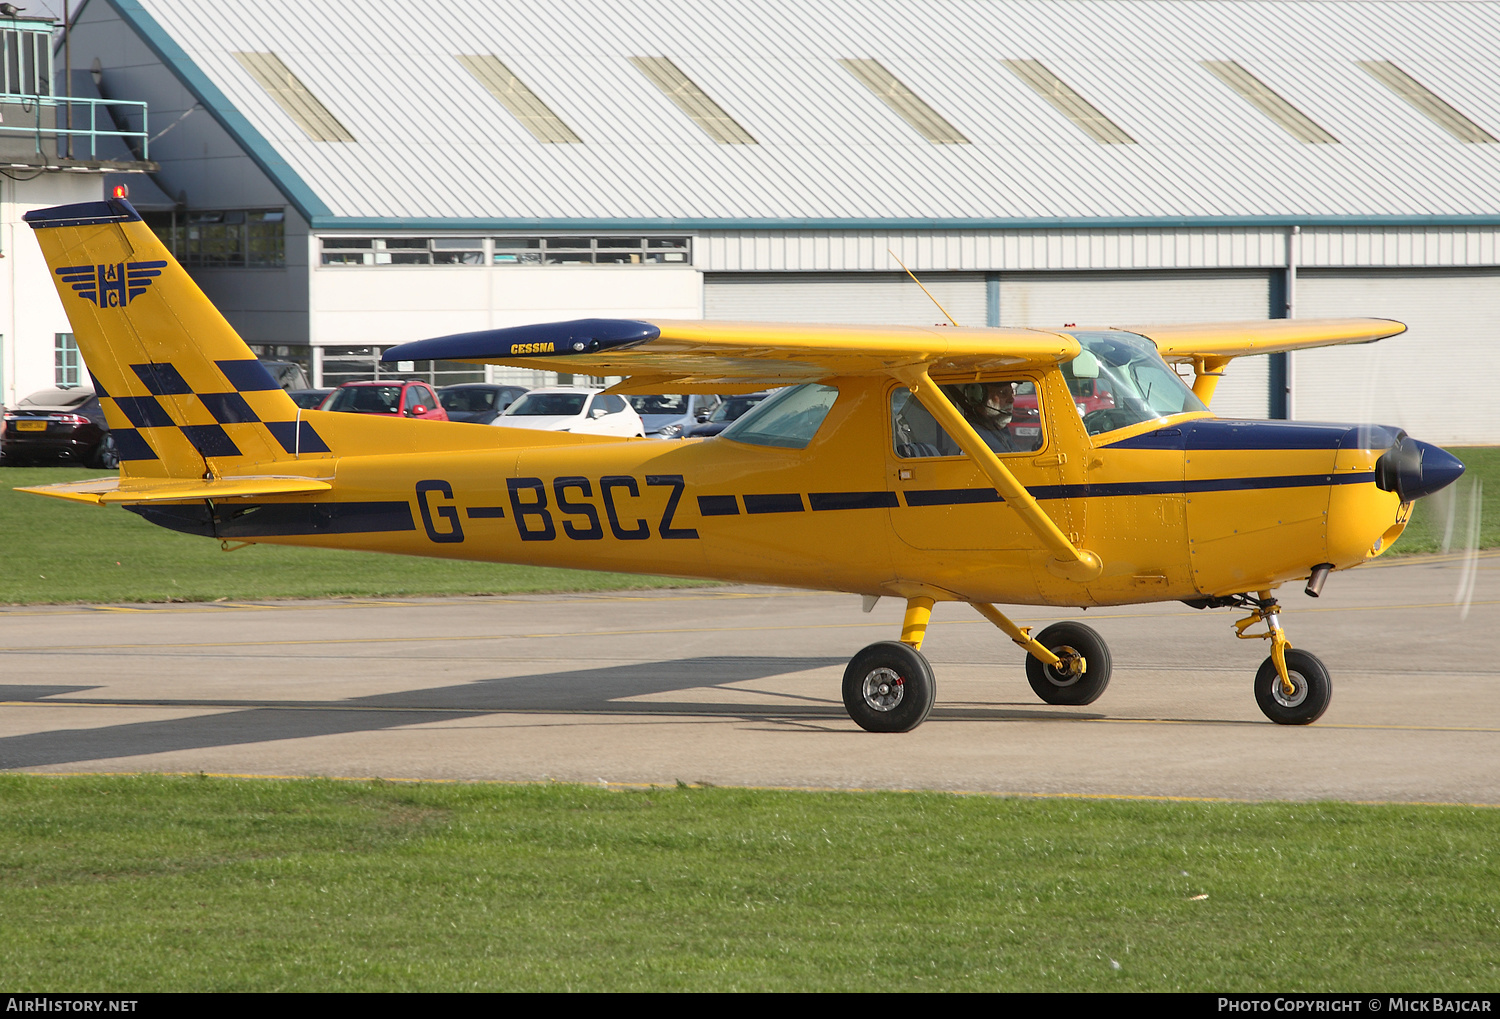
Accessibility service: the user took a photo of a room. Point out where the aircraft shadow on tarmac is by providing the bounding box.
[0,658,1121,769]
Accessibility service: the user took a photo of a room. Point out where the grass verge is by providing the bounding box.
[0,468,713,604]
[0,775,1495,991]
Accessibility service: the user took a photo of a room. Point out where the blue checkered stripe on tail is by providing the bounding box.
[93,359,331,461]
[55,261,168,308]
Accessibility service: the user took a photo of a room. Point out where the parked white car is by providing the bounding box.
[625,393,720,439]
[492,387,644,437]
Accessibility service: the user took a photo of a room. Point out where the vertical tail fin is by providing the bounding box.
[25,199,331,479]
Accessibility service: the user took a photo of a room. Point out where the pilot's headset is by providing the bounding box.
[958,383,988,407]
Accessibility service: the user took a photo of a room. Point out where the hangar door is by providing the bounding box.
[999,271,1274,420]
[1295,270,1500,446]
[704,273,988,326]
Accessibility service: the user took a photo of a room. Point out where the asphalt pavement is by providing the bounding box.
[2,552,1497,803]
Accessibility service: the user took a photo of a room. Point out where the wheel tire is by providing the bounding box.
[842,641,937,733]
[91,433,119,470]
[1254,649,1331,725]
[1025,621,1112,705]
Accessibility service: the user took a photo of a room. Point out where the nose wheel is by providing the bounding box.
[1253,648,1331,725]
[1232,591,1333,725]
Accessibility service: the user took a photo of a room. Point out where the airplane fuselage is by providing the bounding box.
[131,373,1409,608]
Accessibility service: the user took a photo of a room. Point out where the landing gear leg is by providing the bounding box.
[971,603,1112,706]
[841,597,937,733]
[1235,591,1332,725]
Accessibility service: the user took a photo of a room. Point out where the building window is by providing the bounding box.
[492,236,690,265]
[1,26,52,96]
[55,333,81,387]
[320,237,485,266]
[318,235,691,266]
[320,346,486,388]
[145,210,286,267]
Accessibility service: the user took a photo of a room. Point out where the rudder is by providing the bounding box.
[25,199,330,478]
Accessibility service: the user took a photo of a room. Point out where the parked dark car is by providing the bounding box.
[321,380,450,420]
[287,388,333,409]
[2,387,116,467]
[261,359,311,391]
[686,391,774,437]
[438,383,529,424]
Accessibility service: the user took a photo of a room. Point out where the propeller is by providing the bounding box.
[1429,474,1484,621]
[1374,434,1466,503]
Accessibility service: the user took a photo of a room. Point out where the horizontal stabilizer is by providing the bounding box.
[16,475,333,506]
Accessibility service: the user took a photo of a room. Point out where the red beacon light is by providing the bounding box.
[110,184,130,199]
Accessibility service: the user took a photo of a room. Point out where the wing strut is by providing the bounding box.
[897,368,1104,582]
[1191,357,1231,407]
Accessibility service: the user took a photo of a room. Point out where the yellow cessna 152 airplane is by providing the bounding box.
[19,199,1466,732]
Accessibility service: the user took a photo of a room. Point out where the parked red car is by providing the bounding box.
[320,380,449,420]
[1010,377,1117,444]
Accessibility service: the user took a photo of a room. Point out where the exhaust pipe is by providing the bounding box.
[1305,563,1333,598]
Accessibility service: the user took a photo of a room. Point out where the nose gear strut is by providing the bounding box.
[1223,589,1333,724]
[1233,591,1296,698]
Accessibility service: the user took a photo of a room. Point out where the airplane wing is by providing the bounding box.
[1118,318,1406,365]
[382,318,1081,391]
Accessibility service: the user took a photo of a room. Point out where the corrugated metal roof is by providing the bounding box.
[113,0,1500,226]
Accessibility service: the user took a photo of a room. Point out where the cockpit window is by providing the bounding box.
[1064,330,1206,436]
[892,380,1042,458]
[720,384,838,449]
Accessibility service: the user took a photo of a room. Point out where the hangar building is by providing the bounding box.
[0,5,154,408]
[6,0,1499,444]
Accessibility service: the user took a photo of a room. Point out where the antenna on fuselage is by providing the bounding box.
[888,249,960,327]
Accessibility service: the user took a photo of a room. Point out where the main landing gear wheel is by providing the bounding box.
[842,641,936,733]
[1254,649,1331,725]
[1025,621,1112,706]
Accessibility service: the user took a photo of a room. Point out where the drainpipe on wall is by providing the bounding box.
[1286,224,1298,420]
[1269,225,1299,419]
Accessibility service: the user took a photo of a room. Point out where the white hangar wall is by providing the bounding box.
[1296,271,1500,446]
[309,264,703,347]
[0,174,113,408]
[700,226,1500,439]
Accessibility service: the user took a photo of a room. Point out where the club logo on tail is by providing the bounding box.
[54,261,168,307]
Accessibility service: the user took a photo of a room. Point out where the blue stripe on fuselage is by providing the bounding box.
[900,472,1374,507]
[1104,419,1404,452]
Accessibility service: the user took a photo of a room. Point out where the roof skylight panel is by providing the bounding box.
[628,56,756,144]
[1201,60,1338,144]
[455,55,581,144]
[232,52,354,143]
[1001,59,1135,144]
[1358,60,1496,143]
[837,58,969,145]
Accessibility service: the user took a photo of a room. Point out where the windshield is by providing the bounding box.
[325,385,402,413]
[18,389,92,408]
[710,395,764,423]
[506,392,587,417]
[1065,330,1207,436]
[626,394,688,415]
[440,388,497,412]
[720,384,837,449]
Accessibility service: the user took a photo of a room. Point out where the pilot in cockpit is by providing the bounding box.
[955,381,1031,454]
